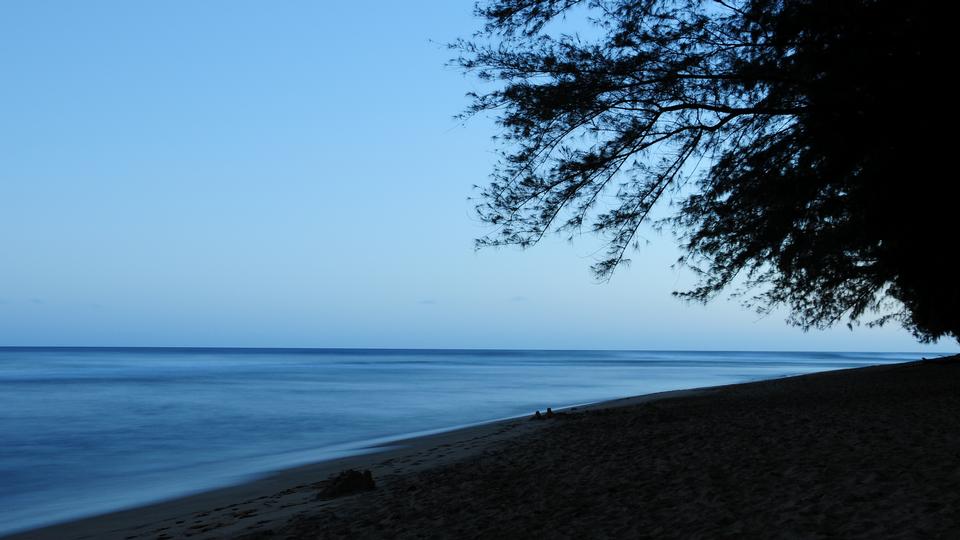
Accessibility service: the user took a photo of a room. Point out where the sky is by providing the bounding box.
[0,1,953,353]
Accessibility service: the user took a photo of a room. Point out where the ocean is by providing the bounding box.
[0,347,938,536]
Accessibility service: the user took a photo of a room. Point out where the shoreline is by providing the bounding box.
[4,380,727,539]
[8,355,959,539]
[5,384,713,540]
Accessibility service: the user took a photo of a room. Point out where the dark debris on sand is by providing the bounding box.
[315,469,376,500]
[531,407,568,421]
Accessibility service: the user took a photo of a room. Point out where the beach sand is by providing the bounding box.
[9,355,960,539]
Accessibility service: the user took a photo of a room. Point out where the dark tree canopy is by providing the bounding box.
[457,0,955,342]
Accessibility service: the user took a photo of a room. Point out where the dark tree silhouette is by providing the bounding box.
[457,0,955,342]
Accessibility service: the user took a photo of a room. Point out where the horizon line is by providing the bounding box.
[0,345,953,355]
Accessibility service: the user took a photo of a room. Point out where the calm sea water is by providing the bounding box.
[0,347,939,535]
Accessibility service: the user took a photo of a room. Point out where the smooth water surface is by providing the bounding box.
[0,348,937,535]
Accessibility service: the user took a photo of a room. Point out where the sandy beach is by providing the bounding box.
[9,355,959,539]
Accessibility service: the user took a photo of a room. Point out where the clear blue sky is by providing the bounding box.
[0,1,953,352]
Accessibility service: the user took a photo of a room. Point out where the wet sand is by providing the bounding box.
[10,355,960,539]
